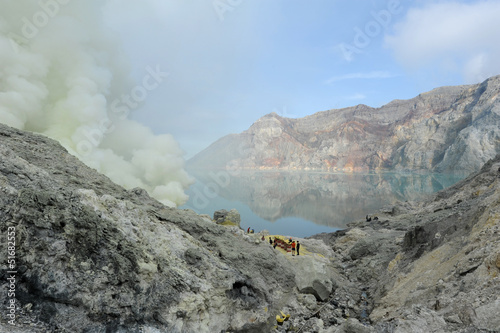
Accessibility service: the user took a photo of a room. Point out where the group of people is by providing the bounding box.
[269,237,301,256]
[249,227,302,256]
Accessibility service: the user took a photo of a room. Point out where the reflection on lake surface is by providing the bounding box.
[182,170,465,238]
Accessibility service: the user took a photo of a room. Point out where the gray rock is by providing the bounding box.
[472,299,500,331]
[340,318,374,333]
[213,208,241,226]
[227,208,241,225]
[348,238,378,260]
[310,154,500,332]
[293,256,334,301]
[213,208,229,222]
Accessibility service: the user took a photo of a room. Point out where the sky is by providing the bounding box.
[0,0,499,207]
[100,0,500,159]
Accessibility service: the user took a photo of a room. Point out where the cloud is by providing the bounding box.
[0,0,192,207]
[385,1,500,83]
[325,71,397,84]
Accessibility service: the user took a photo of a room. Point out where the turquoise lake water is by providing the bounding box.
[181,170,466,238]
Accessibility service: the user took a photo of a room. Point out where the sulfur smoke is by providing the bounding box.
[0,0,192,207]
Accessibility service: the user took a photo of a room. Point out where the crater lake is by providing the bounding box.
[182,170,465,237]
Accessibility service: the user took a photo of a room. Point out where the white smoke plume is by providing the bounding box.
[0,0,193,207]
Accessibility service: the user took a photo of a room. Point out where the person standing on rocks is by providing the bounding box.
[291,241,296,256]
[296,241,300,256]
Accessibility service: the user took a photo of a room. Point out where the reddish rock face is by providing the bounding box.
[188,76,500,174]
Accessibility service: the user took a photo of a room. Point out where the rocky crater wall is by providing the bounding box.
[189,75,500,174]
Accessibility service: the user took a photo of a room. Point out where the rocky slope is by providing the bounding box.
[304,155,500,332]
[0,123,332,332]
[1,123,499,333]
[188,75,500,174]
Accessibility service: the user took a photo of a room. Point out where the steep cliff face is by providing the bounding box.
[188,75,500,173]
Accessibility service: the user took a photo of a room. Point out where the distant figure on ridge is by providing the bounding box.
[296,241,300,256]
[247,227,250,233]
[291,241,296,256]
[269,237,272,245]
[366,215,372,222]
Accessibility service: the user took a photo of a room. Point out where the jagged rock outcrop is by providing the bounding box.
[188,75,500,174]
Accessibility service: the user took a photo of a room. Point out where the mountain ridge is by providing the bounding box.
[188,76,500,174]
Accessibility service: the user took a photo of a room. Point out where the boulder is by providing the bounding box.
[472,300,500,331]
[227,209,241,225]
[348,238,378,260]
[293,256,334,301]
[213,208,241,226]
[339,318,374,333]
[213,209,228,223]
